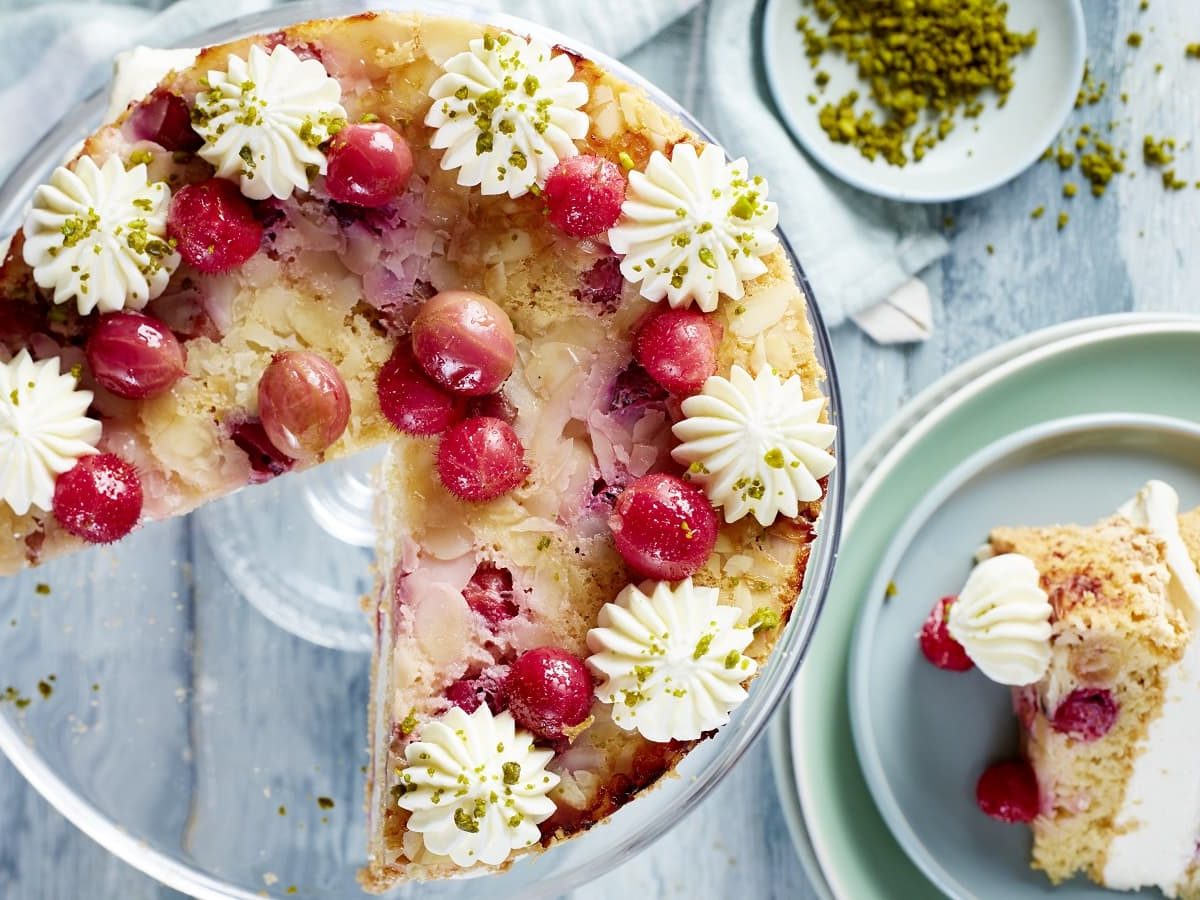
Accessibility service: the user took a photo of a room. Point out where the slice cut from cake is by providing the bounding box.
[934,481,1200,897]
[0,9,836,888]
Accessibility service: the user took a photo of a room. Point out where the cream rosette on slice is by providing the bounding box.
[947,553,1053,686]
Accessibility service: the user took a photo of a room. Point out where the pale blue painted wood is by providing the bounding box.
[2,1,1194,898]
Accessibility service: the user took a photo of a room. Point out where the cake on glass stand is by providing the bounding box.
[0,2,843,896]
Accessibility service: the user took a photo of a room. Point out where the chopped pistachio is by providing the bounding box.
[1163,169,1189,191]
[798,0,1036,167]
[748,606,780,633]
[1143,135,1176,166]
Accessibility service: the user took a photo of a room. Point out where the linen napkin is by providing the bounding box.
[0,0,946,341]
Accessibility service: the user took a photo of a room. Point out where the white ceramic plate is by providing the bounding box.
[761,0,1086,202]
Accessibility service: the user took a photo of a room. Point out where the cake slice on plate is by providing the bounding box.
[0,10,836,887]
[924,481,1200,898]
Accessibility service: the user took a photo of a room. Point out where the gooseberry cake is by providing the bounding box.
[920,481,1200,898]
[0,10,837,887]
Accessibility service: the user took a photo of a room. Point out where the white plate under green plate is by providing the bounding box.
[852,411,1200,898]
[760,0,1086,202]
[771,314,1200,899]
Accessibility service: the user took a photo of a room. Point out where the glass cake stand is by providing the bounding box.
[0,2,845,897]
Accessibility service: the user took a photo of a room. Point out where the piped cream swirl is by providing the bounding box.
[425,32,588,198]
[586,578,757,742]
[193,44,346,201]
[395,706,558,868]
[947,553,1052,685]
[22,156,178,315]
[0,350,101,515]
[607,143,778,312]
[671,365,836,527]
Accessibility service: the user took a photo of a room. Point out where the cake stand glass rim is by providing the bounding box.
[0,3,845,898]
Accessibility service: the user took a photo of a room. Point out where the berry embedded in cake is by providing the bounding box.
[0,11,837,889]
[923,480,1200,898]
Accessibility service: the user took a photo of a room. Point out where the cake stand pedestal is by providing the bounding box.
[196,448,385,651]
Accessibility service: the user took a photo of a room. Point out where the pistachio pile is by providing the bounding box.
[797,0,1037,166]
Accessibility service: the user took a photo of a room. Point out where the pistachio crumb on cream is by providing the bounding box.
[670,365,836,527]
[22,156,178,315]
[946,553,1053,686]
[0,350,101,516]
[425,31,588,198]
[586,578,757,742]
[607,143,779,312]
[192,43,346,200]
[394,706,558,868]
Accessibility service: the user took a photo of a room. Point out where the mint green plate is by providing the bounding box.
[773,314,1200,900]
[852,412,1200,899]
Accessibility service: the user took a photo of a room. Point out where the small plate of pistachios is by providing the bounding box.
[762,0,1086,203]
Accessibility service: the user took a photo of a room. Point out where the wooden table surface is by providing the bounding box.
[2,0,1197,897]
